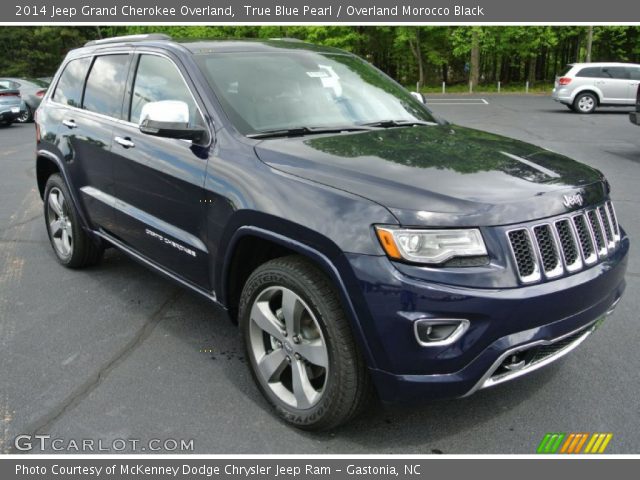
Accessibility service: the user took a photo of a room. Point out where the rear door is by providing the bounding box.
[109,52,212,289]
[627,66,640,103]
[57,53,132,231]
[597,66,630,104]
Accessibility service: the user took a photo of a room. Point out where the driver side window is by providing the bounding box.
[129,54,205,129]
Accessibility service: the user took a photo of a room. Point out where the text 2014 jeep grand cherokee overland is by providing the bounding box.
[36,35,628,430]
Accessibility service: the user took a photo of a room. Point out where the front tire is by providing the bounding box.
[44,174,103,268]
[239,255,371,430]
[573,92,597,114]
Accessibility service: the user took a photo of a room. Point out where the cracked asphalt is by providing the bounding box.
[0,95,638,454]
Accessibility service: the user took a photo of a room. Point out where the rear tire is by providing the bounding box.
[44,174,103,268]
[573,92,597,114]
[239,255,371,430]
[16,105,32,123]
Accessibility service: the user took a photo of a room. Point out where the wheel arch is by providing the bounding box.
[572,87,602,105]
[219,224,378,369]
[36,150,92,232]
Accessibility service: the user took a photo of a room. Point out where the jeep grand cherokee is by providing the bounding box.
[35,35,628,430]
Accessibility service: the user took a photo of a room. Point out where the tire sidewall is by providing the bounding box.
[239,266,343,429]
[44,175,80,266]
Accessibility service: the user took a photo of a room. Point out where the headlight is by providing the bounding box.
[375,226,487,264]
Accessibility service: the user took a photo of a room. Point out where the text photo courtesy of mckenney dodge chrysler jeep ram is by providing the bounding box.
[34,35,629,430]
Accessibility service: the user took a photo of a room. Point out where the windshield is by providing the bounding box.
[195,51,437,135]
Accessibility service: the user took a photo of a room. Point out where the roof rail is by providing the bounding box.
[268,37,304,42]
[85,34,172,47]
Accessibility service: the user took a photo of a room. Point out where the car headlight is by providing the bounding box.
[375,226,487,264]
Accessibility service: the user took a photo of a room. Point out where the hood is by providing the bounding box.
[254,125,607,226]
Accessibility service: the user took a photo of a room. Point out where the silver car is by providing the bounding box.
[0,84,22,126]
[0,78,49,123]
[552,62,640,113]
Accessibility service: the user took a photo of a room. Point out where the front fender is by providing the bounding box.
[218,223,385,369]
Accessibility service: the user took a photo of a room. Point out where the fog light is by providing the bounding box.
[414,318,470,346]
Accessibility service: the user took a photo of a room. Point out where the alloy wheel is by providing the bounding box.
[248,286,329,409]
[17,109,30,123]
[578,96,595,113]
[47,187,73,258]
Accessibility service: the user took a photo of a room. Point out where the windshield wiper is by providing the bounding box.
[359,120,436,128]
[247,126,372,139]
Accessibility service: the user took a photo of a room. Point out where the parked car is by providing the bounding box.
[36,35,628,430]
[552,62,640,113]
[630,84,640,125]
[0,84,22,126]
[0,77,48,123]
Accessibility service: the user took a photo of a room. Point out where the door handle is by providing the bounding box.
[114,136,135,149]
[62,119,77,129]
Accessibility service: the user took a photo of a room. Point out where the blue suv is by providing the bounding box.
[35,35,628,429]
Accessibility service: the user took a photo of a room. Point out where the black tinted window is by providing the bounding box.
[559,64,574,76]
[53,58,91,107]
[629,67,640,80]
[601,66,629,79]
[83,55,130,118]
[129,55,203,127]
[576,67,601,78]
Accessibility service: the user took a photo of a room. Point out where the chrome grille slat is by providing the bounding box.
[506,201,621,283]
[572,214,598,265]
[507,228,540,283]
[532,224,563,278]
[554,218,582,272]
[587,209,608,258]
[606,201,620,240]
[598,205,615,250]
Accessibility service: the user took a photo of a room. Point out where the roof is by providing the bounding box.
[569,62,640,67]
[79,34,348,56]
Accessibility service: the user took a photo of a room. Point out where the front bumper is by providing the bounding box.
[630,111,639,125]
[345,234,628,402]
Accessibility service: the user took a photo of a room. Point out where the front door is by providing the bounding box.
[109,53,212,289]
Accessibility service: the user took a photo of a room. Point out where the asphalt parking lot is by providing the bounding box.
[1,95,638,454]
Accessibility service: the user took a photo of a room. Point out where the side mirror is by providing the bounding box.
[139,100,206,142]
[411,91,426,104]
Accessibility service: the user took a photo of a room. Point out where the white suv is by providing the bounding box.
[552,62,640,113]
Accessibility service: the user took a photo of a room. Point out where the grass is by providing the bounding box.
[412,83,553,95]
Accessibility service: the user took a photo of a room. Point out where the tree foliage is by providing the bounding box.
[1,26,639,86]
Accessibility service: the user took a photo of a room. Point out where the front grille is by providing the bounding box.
[507,201,621,283]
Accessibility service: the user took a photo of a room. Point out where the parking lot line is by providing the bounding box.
[425,98,489,105]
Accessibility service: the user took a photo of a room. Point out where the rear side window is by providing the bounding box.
[601,66,629,79]
[576,67,602,78]
[129,54,204,128]
[52,57,91,107]
[629,67,640,80]
[83,54,130,119]
[0,79,19,89]
[559,65,574,76]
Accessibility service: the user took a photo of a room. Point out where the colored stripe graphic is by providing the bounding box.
[537,433,565,453]
[539,433,613,454]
